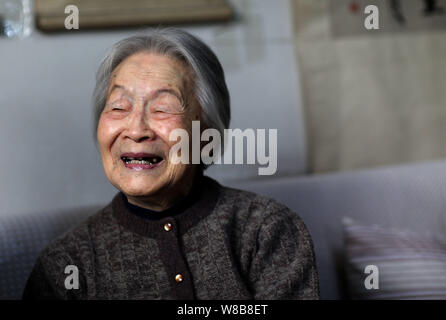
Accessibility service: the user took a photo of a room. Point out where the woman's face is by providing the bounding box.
[97,52,200,208]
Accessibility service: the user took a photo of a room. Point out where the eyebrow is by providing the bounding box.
[108,84,185,105]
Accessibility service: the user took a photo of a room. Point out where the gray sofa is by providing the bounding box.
[230,160,446,299]
[2,160,446,299]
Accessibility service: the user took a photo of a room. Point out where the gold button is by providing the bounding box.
[164,223,172,232]
[175,274,183,283]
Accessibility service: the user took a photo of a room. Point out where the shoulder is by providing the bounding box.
[212,179,312,241]
[24,203,114,299]
[210,180,319,296]
[215,180,302,221]
[38,202,114,268]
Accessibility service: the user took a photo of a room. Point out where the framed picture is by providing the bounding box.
[35,0,233,31]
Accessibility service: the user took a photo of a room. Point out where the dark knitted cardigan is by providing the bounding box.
[23,175,320,300]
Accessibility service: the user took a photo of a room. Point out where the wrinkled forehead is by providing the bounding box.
[108,52,194,97]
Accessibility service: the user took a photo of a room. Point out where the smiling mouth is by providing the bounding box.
[121,153,164,170]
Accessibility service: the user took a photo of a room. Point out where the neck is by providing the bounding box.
[126,167,200,212]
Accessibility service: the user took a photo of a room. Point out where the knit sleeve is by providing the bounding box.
[22,243,86,300]
[248,207,320,300]
[22,257,61,300]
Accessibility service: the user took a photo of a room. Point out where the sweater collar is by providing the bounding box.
[111,175,221,238]
[120,173,203,221]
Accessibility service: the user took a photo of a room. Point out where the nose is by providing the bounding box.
[125,108,155,143]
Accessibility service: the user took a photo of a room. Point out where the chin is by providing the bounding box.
[121,186,161,198]
[119,178,163,198]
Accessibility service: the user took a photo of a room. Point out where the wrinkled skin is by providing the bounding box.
[97,52,201,211]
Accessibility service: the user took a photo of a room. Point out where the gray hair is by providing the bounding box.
[92,27,231,151]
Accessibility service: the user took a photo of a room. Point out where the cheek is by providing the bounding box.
[97,117,120,156]
[151,117,191,146]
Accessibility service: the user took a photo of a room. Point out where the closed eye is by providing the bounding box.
[153,104,184,114]
[109,103,130,111]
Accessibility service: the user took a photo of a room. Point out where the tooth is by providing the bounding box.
[127,160,148,164]
[122,156,161,166]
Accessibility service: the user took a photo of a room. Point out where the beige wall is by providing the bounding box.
[291,0,446,173]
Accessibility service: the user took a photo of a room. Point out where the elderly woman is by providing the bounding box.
[23,28,319,300]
